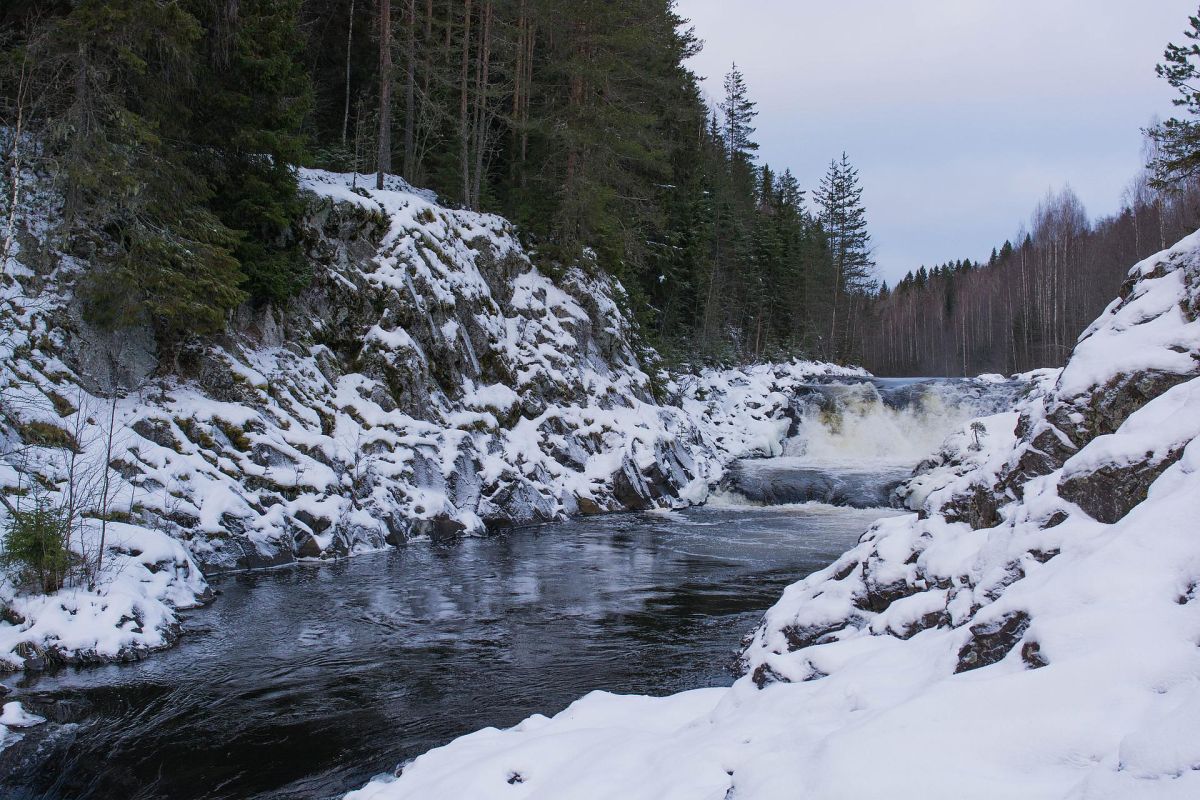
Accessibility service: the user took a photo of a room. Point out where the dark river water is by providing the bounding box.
[0,503,891,800]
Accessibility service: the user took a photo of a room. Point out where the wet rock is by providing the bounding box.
[130,418,180,451]
[1,606,26,626]
[831,560,860,581]
[782,621,850,651]
[1028,548,1060,564]
[955,611,1032,673]
[1020,640,1049,669]
[982,560,1026,602]
[941,483,1002,530]
[1058,447,1183,524]
[1039,511,1069,529]
[751,662,790,689]
[14,642,46,672]
[896,608,951,640]
[203,536,295,573]
[295,533,323,558]
[294,509,333,535]
[858,577,921,614]
[575,495,604,515]
[612,459,655,511]
[410,515,467,542]
[219,512,249,536]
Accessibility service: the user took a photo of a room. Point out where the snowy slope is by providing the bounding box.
[0,168,862,673]
[344,233,1200,799]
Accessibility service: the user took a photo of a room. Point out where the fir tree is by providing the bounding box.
[40,0,247,341]
[814,152,875,359]
[186,0,314,305]
[719,63,757,164]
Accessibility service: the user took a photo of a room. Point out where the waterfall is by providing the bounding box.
[723,377,1019,508]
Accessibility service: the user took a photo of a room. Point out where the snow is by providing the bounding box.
[0,700,45,754]
[345,231,1200,799]
[0,521,208,670]
[2,166,871,670]
[0,701,43,728]
[1059,229,1200,397]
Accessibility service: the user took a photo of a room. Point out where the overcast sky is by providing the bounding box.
[676,0,1196,283]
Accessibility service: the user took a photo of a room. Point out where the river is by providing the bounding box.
[0,376,1016,799]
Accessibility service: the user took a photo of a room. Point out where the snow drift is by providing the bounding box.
[344,232,1200,798]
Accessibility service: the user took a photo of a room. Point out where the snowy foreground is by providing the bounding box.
[345,235,1200,799]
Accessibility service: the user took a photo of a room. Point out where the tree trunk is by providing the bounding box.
[459,0,473,206]
[470,0,492,208]
[403,0,415,180]
[341,0,355,148]
[376,0,393,190]
[215,0,240,68]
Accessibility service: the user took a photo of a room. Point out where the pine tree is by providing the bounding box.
[814,152,875,359]
[1148,11,1200,185]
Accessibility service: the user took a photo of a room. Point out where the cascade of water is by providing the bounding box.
[724,378,1019,509]
[781,378,1016,467]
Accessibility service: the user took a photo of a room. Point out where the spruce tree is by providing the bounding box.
[814,152,875,359]
[185,0,314,306]
[41,0,247,341]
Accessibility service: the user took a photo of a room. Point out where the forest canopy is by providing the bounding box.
[0,0,876,362]
[3,1,1199,374]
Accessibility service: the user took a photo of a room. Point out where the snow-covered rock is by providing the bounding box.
[0,700,45,755]
[344,231,1200,799]
[1,168,859,671]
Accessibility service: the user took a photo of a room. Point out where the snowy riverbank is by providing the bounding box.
[343,233,1200,798]
[0,170,866,679]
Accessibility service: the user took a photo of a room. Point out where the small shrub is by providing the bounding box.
[214,418,253,452]
[1,494,71,594]
[969,421,987,451]
[19,421,79,452]
[46,390,77,418]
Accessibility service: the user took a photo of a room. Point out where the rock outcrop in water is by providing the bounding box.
[342,230,1200,800]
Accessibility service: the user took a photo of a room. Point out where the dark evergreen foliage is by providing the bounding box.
[1,1,877,362]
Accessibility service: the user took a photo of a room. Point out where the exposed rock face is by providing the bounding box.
[954,610,1032,673]
[1056,447,1183,524]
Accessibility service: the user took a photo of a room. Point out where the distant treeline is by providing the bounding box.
[0,0,878,363]
[861,157,1200,377]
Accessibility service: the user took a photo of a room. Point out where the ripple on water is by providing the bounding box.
[0,502,896,800]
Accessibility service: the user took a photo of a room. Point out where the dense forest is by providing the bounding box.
[4,1,1200,376]
[0,0,877,364]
